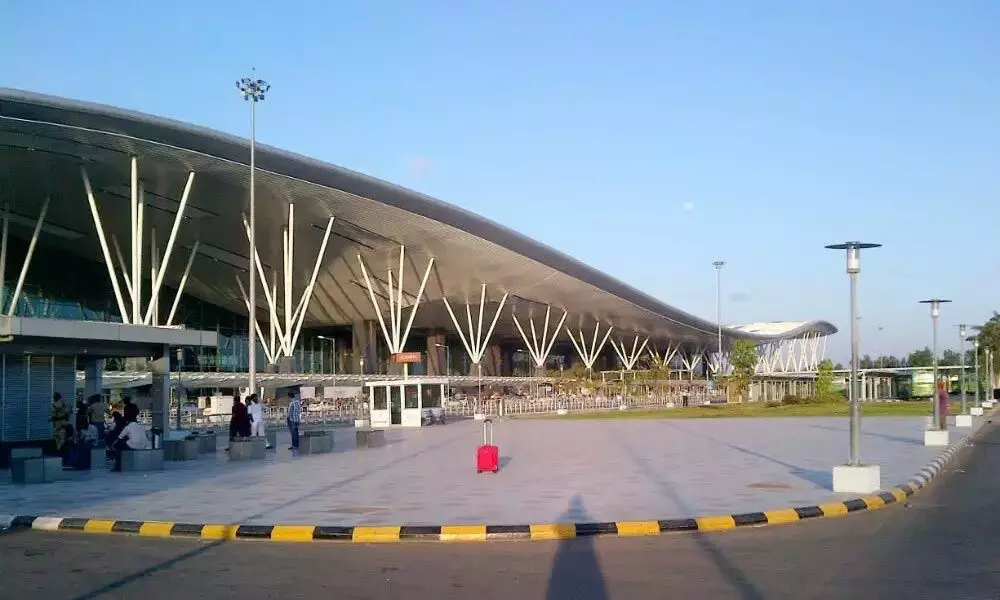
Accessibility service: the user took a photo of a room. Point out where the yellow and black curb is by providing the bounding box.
[0,432,974,544]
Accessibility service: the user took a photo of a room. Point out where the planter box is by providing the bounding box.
[91,448,109,469]
[122,449,165,472]
[164,438,199,461]
[191,432,218,453]
[11,457,63,484]
[356,429,386,449]
[10,447,43,462]
[230,437,266,461]
[300,431,333,455]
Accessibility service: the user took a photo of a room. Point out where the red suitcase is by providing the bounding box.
[476,419,499,473]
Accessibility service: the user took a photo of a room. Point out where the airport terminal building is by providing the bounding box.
[0,88,835,448]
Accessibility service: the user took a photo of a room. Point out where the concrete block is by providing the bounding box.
[11,457,46,484]
[164,438,199,461]
[955,414,973,428]
[473,413,486,421]
[970,406,984,416]
[832,464,881,494]
[91,448,109,469]
[300,431,333,455]
[9,447,43,461]
[192,432,218,453]
[230,437,265,461]
[356,429,386,449]
[265,431,277,448]
[924,429,950,447]
[355,419,370,428]
[122,449,165,471]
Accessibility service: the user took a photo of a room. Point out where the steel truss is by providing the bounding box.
[238,204,335,360]
[81,159,196,326]
[679,345,706,377]
[609,334,649,371]
[512,305,567,369]
[565,321,614,371]
[357,245,435,356]
[754,331,828,374]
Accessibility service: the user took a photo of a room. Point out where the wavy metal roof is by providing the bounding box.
[0,88,836,351]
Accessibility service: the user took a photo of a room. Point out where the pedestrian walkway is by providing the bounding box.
[0,416,985,526]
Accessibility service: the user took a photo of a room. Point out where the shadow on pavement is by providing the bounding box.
[807,423,924,447]
[614,433,768,600]
[662,421,833,490]
[546,495,608,600]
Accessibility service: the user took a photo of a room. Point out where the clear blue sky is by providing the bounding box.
[3,1,998,362]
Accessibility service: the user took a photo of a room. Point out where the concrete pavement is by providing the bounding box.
[1,419,997,599]
[0,416,984,526]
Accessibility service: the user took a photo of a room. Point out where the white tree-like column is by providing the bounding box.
[609,334,649,370]
[565,321,614,371]
[357,245,435,356]
[442,284,509,367]
[81,159,196,325]
[512,306,567,369]
[240,205,334,358]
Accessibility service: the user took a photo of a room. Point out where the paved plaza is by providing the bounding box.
[0,415,986,526]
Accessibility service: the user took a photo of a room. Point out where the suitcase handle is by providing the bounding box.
[482,418,493,445]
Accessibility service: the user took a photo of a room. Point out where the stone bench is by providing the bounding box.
[355,428,386,449]
[10,447,43,462]
[121,448,165,472]
[11,456,63,484]
[91,447,110,469]
[164,438,199,461]
[299,430,333,455]
[266,430,277,449]
[190,432,218,453]
[230,437,266,461]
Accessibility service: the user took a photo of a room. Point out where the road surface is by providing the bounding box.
[2,419,998,599]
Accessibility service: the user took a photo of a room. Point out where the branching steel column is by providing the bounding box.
[81,166,129,323]
[443,284,510,365]
[512,306,568,368]
[236,276,276,365]
[0,204,8,311]
[6,197,49,317]
[565,322,614,371]
[357,246,435,355]
[144,172,194,324]
[609,334,649,370]
[166,240,199,326]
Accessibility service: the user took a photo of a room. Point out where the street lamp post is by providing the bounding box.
[712,261,725,375]
[958,325,967,414]
[825,242,880,467]
[919,299,951,443]
[237,72,270,395]
[435,343,450,400]
[825,242,881,494]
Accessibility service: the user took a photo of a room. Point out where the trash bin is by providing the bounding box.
[150,427,163,450]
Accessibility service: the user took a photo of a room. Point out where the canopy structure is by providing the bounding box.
[0,88,836,375]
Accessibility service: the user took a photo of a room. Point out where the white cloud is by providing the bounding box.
[681,201,695,212]
[408,156,432,176]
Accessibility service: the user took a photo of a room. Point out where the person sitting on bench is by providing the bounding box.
[112,413,150,472]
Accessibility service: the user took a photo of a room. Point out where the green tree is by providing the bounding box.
[859,355,874,369]
[975,313,1000,384]
[729,339,758,402]
[907,347,934,368]
[940,349,961,366]
[815,359,835,398]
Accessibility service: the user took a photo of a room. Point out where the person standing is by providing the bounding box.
[51,392,69,452]
[286,391,301,453]
[248,394,270,448]
[87,394,107,441]
[229,395,250,442]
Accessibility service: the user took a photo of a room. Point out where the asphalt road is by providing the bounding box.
[2,419,999,600]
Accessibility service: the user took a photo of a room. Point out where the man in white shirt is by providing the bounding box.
[247,394,270,448]
[112,416,149,471]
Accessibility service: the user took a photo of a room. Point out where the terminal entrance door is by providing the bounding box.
[389,385,402,426]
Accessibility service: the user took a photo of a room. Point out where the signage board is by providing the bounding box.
[392,352,423,364]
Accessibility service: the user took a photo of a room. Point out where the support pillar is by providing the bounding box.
[426,332,447,375]
[481,345,503,376]
[352,320,378,374]
[149,345,170,433]
[83,359,105,399]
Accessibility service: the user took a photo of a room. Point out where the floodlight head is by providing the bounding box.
[237,74,270,102]
[712,260,725,269]
[959,324,967,337]
[825,241,880,274]
[919,298,951,318]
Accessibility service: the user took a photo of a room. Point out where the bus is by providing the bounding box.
[893,369,934,400]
